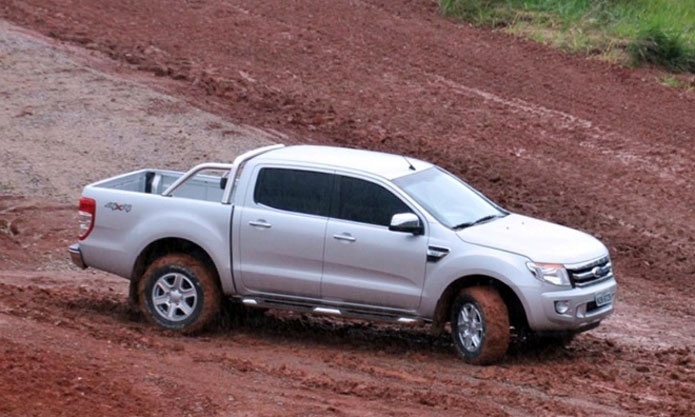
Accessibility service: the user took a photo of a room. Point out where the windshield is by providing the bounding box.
[393,167,506,229]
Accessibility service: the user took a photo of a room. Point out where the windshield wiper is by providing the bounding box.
[453,214,505,230]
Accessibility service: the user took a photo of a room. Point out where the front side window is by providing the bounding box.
[254,168,332,216]
[334,176,413,226]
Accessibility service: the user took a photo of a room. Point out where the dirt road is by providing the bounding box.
[1,196,693,417]
[1,0,695,415]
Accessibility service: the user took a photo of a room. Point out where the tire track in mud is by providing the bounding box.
[2,273,693,416]
[431,74,679,182]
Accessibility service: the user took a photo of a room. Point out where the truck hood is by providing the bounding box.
[456,214,607,264]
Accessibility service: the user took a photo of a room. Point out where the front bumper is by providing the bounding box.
[68,243,87,269]
[526,278,617,332]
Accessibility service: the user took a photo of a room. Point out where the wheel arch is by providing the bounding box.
[431,275,529,336]
[129,237,220,304]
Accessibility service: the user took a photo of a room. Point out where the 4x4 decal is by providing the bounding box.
[104,202,132,213]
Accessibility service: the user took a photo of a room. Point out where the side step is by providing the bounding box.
[313,307,341,315]
[239,297,426,325]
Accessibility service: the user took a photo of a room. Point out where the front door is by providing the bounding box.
[239,167,333,298]
[321,175,428,310]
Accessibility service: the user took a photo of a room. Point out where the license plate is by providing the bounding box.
[595,290,614,307]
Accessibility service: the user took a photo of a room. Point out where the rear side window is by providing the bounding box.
[334,176,413,226]
[254,168,332,216]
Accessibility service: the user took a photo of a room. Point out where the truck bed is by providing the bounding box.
[92,169,225,202]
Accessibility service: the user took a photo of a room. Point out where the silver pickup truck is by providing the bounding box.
[69,144,616,364]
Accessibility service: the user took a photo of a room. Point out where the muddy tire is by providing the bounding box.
[451,286,510,365]
[138,253,221,334]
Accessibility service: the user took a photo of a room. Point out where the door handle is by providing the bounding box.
[333,233,356,242]
[249,220,272,229]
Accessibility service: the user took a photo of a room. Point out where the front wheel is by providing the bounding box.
[138,253,221,334]
[451,286,510,365]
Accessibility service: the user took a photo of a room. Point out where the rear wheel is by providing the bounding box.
[138,253,221,333]
[451,286,510,365]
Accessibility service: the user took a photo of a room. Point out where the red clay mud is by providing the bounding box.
[1,0,695,415]
[3,0,693,298]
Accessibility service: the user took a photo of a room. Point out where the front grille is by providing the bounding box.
[566,256,613,288]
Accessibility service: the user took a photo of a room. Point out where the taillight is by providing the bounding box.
[78,197,96,240]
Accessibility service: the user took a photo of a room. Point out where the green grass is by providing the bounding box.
[440,0,695,73]
[660,75,682,88]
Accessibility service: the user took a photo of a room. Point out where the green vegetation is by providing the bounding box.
[660,75,682,88]
[440,0,695,73]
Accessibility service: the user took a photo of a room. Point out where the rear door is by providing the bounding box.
[238,166,333,298]
[321,174,428,310]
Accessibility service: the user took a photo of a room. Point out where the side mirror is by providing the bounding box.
[389,213,424,235]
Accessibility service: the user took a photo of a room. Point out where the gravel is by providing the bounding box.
[0,19,276,202]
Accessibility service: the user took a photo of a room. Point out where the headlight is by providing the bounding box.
[526,262,570,286]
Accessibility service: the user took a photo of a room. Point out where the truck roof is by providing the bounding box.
[255,145,432,180]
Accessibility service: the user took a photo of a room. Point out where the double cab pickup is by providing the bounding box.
[69,145,616,364]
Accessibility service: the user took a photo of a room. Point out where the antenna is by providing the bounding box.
[402,155,416,171]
